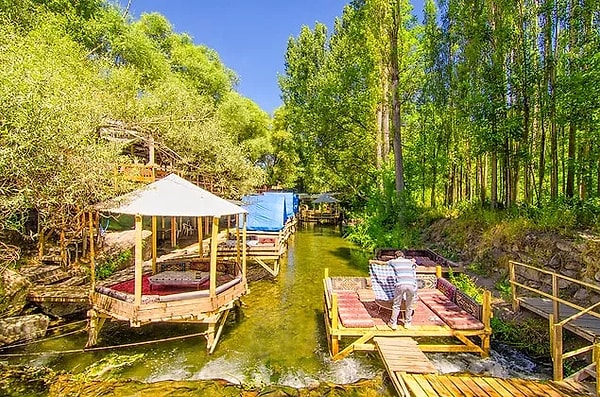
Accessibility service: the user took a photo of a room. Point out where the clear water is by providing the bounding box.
[5,224,551,390]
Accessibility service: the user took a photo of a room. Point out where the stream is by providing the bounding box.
[5,224,552,394]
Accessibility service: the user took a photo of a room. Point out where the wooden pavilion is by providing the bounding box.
[86,174,249,353]
[323,266,492,360]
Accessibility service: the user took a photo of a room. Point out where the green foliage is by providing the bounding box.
[0,1,270,242]
[96,249,132,280]
[491,316,550,358]
[447,271,484,303]
[495,278,512,302]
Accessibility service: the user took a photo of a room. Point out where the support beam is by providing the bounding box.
[242,214,247,279]
[197,216,203,256]
[209,309,231,354]
[134,214,143,307]
[88,212,96,290]
[171,216,177,248]
[151,216,157,274]
[209,216,219,298]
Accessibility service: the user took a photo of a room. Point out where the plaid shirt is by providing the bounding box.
[369,259,417,301]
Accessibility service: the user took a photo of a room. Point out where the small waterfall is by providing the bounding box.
[428,342,552,380]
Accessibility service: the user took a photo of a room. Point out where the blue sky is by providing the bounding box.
[122,1,426,115]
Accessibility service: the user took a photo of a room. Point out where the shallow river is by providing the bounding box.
[7,224,552,392]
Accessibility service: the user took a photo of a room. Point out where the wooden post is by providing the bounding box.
[235,214,240,264]
[134,214,143,307]
[595,342,600,397]
[242,214,247,279]
[197,216,203,256]
[331,293,339,356]
[151,216,157,274]
[552,273,560,321]
[509,261,519,311]
[481,290,492,357]
[550,314,564,381]
[324,268,329,279]
[89,212,96,290]
[209,216,219,298]
[171,216,177,248]
[436,265,442,279]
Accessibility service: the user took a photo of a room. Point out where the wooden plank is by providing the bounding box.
[401,374,431,397]
[547,380,595,397]
[453,376,493,397]
[411,374,448,397]
[482,377,528,397]
[422,374,466,397]
[467,377,507,397]
[447,377,477,397]
[504,378,561,397]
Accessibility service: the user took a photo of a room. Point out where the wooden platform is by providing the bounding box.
[399,373,595,397]
[27,285,90,304]
[519,297,600,342]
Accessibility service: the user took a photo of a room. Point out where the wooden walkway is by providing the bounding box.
[27,285,90,304]
[400,373,595,396]
[374,336,596,397]
[375,337,437,374]
[519,297,600,342]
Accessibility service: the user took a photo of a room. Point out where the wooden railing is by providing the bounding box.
[509,260,600,392]
[115,164,171,183]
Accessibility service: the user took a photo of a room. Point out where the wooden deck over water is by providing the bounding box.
[372,336,595,396]
[399,373,595,397]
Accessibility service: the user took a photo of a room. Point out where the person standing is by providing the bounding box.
[370,251,417,330]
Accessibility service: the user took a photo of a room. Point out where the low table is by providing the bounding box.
[148,271,209,291]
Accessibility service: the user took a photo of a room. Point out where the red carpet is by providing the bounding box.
[110,275,208,296]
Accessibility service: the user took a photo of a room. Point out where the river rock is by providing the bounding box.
[574,288,590,302]
[556,241,571,252]
[518,266,541,283]
[0,268,32,317]
[0,314,49,346]
[594,270,600,282]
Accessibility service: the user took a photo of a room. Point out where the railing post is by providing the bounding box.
[550,314,564,381]
[509,261,519,311]
[481,290,492,357]
[552,273,560,322]
[595,341,600,397]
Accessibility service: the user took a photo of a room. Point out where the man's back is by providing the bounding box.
[389,258,417,288]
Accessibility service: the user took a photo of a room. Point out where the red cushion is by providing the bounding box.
[334,291,375,328]
[419,289,484,330]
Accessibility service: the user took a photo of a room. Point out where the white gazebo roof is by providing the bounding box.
[98,174,247,217]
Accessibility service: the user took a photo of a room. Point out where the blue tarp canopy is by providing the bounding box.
[242,194,287,232]
[263,192,298,221]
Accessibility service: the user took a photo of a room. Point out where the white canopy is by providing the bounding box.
[98,174,247,217]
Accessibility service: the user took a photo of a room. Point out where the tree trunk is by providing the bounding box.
[376,104,383,170]
[389,0,404,194]
[491,151,498,209]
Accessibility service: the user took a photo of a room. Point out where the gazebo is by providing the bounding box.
[86,174,248,353]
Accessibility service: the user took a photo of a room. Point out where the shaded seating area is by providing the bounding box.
[323,266,492,361]
[218,192,298,277]
[87,174,249,353]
